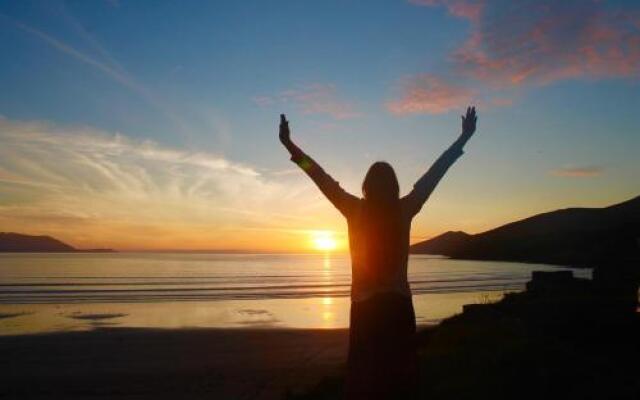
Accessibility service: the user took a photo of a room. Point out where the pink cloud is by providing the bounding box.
[550,166,604,178]
[387,74,476,115]
[454,1,640,86]
[395,0,640,114]
[253,84,361,120]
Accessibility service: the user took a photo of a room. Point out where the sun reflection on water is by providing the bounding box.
[323,253,331,270]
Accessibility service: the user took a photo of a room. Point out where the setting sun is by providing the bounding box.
[311,231,338,251]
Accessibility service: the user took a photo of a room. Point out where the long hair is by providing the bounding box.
[362,162,400,206]
[361,162,402,283]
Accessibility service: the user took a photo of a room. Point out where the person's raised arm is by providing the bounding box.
[279,114,359,217]
[403,106,478,216]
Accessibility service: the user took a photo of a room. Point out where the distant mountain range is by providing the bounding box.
[0,232,114,253]
[410,196,640,267]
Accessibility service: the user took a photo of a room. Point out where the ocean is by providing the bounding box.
[0,253,590,334]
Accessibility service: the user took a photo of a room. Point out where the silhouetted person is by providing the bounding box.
[279,107,478,399]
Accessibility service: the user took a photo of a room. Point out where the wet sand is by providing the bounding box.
[1,327,350,399]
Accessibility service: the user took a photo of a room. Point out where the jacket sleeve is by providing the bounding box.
[289,145,360,217]
[402,142,464,217]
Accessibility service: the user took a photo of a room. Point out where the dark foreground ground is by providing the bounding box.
[296,317,640,400]
[4,315,638,400]
[293,281,640,400]
[1,328,349,400]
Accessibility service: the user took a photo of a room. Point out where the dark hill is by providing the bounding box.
[0,232,76,252]
[410,231,471,255]
[410,196,640,267]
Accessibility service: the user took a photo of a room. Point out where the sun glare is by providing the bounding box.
[312,231,337,251]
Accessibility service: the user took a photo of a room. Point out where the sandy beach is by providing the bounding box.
[1,327,350,400]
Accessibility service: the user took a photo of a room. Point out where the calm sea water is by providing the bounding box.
[0,253,590,334]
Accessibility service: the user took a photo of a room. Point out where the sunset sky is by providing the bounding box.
[0,0,639,251]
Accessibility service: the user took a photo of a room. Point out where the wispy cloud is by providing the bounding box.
[253,83,361,120]
[550,165,605,178]
[0,118,334,250]
[395,0,640,114]
[4,13,191,135]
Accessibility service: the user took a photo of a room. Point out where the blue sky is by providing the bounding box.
[0,0,638,250]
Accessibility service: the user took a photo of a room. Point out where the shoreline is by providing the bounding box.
[0,291,505,335]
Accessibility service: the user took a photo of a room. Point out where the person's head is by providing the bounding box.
[362,161,399,205]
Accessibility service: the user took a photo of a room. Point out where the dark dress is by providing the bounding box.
[346,292,419,399]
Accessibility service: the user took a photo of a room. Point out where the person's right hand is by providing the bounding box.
[461,106,477,139]
[279,114,291,146]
